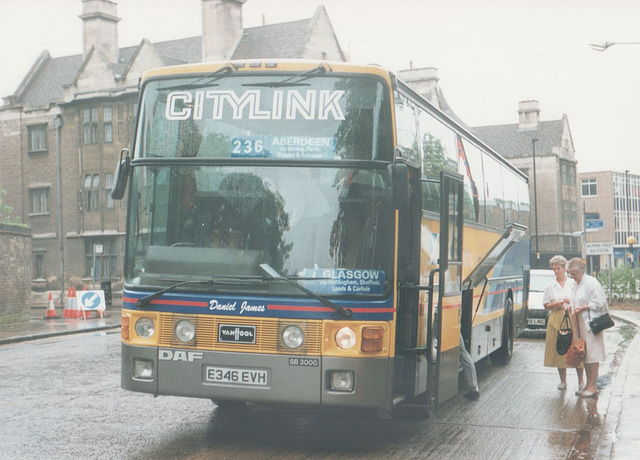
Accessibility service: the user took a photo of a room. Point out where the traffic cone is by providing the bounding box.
[62,287,72,318]
[44,292,57,319]
[70,287,81,319]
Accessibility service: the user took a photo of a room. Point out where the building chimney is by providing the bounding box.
[396,67,440,106]
[80,0,120,62]
[518,100,541,130]
[201,0,247,62]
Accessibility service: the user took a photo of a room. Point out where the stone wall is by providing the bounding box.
[0,224,32,324]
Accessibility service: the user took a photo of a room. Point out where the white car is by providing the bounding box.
[527,269,556,329]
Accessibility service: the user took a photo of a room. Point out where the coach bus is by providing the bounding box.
[113,59,530,417]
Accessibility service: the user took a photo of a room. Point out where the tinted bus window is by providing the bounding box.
[483,156,505,229]
[136,75,393,162]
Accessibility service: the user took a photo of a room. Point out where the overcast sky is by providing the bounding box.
[2,0,639,174]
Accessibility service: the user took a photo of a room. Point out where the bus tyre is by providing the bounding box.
[490,298,514,366]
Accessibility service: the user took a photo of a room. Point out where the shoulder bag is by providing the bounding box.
[565,312,585,367]
[589,305,615,335]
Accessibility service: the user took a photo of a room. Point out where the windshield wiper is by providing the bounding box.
[161,64,235,91]
[259,264,353,319]
[136,279,218,309]
[242,63,330,88]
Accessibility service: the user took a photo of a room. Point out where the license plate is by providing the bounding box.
[205,366,268,386]
[527,318,546,326]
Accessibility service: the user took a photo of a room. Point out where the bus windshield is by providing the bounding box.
[125,164,394,296]
[136,73,392,161]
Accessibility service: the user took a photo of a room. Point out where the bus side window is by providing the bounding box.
[421,180,440,213]
[394,93,419,165]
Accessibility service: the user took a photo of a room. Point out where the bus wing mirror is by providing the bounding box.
[389,163,410,209]
[111,149,131,200]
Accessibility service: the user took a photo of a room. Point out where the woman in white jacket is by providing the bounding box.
[566,257,607,398]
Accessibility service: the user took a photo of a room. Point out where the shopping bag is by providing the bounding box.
[556,312,573,356]
[565,338,585,367]
[565,312,585,367]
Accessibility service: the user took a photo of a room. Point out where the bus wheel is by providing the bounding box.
[490,298,514,365]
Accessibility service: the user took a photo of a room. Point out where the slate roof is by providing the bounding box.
[472,120,564,159]
[4,13,325,109]
[233,19,312,59]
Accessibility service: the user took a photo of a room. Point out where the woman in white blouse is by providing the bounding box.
[543,255,584,391]
[566,257,607,398]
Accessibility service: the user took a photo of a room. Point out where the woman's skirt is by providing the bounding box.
[544,309,583,368]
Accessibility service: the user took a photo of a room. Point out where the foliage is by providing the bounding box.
[0,189,26,227]
[598,264,640,300]
[1,190,16,223]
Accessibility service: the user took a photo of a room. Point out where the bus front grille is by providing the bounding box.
[157,313,323,355]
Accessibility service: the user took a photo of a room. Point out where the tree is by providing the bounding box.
[0,189,20,225]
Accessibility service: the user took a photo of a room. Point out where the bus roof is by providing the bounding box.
[141,59,393,83]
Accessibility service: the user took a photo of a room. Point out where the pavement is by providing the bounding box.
[1,304,640,458]
[0,305,121,345]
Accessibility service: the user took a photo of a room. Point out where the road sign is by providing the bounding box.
[585,219,606,232]
[77,290,106,311]
[585,242,614,255]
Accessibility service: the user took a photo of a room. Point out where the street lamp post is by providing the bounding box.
[626,170,632,266]
[589,41,640,52]
[53,114,65,308]
[531,138,540,264]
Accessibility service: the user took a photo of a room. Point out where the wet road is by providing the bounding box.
[0,323,635,459]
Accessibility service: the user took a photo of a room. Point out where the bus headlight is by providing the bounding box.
[282,325,304,349]
[135,318,155,338]
[335,327,357,349]
[175,319,196,343]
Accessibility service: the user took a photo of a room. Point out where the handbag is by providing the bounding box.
[589,312,615,335]
[565,313,585,367]
[556,312,573,356]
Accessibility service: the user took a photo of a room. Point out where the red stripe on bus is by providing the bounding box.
[268,305,395,313]
[122,297,208,307]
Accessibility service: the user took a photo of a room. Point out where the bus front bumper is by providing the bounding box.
[122,344,391,409]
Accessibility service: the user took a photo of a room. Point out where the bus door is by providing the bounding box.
[429,171,464,407]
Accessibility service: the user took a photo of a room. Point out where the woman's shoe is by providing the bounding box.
[580,390,598,398]
[557,383,567,390]
[575,388,585,396]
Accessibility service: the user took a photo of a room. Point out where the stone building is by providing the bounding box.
[472,101,581,268]
[0,0,345,291]
[0,224,32,323]
[579,170,640,271]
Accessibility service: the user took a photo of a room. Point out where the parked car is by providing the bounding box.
[527,269,556,329]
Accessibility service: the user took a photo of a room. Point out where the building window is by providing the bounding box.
[83,108,98,144]
[581,179,598,197]
[29,188,49,214]
[105,173,114,209]
[84,174,100,211]
[103,106,113,143]
[563,236,578,253]
[85,239,118,279]
[28,124,47,153]
[34,253,45,279]
[561,161,576,186]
